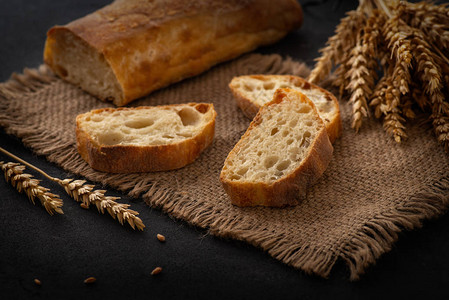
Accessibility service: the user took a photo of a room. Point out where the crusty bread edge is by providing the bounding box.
[220,88,333,207]
[76,103,217,173]
[44,26,126,106]
[228,74,342,143]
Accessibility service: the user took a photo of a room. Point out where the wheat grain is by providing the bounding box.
[83,277,96,284]
[151,267,163,275]
[157,234,166,242]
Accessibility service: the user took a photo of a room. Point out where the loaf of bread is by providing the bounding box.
[76,103,216,173]
[44,0,303,106]
[228,75,342,143]
[220,88,333,207]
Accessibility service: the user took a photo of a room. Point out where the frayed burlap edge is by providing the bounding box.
[1,55,449,281]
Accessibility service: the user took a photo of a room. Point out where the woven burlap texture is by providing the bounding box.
[1,54,448,280]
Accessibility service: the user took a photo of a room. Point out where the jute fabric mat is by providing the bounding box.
[1,54,448,280]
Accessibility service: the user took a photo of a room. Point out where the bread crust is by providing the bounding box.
[220,88,333,207]
[76,103,216,173]
[229,75,342,143]
[44,0,303,106]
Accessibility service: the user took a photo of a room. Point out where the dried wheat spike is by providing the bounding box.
[383,110,407,143]
[383,17,413,95]
[404,1,449,28]
[369,44,392,119]
[332,58,351,99]
[411,32,444,106]
[363,10,386,57]
[308,10,364,84]
[382,63,409,142]
[382,72,408,143]
[410,28,449,150]
[370,76,388,119]
[333,10,383,99]
[429,90,449,151]
[432,113,449,152]
[345,37,376,131]
[1,162,64,215]
[56,178,145,231]
[400,93,416,120]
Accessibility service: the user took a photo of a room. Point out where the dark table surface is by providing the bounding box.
[1,1,449,299]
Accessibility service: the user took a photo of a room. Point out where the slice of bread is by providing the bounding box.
[76,103,216,173]
[220,88,333,207]
[229,75,342,143]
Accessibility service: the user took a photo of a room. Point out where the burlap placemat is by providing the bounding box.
[1,54,448,280]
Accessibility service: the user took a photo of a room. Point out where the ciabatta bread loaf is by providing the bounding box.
[76,103,216,173]
[220,88,333,207]
[229,75,342,143]
[44,0,303,106]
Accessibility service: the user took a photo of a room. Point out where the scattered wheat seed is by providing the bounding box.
[156,234,166,242]
[151,267,162,275]
[34,278,41,286]
[84,277,96,284]
[80,203,89,209]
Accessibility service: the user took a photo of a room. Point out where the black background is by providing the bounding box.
[1,1,448,299]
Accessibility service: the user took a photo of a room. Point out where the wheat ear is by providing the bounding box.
[56,178,145,231]
[0,161,64,215]
[0,147,145,230]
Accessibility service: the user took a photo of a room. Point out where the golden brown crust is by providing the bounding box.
[76,103,216,173]
[229,75,343,143]
[220,88,333,207]
[44,0,303,106]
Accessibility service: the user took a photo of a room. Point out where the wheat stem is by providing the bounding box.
[0,147,56,181]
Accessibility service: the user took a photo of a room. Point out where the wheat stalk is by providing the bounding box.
[1,161,64,215]
[308,9,365,84]
[0,147,145,230]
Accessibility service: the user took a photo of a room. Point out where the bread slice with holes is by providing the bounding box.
[76,103,216,173]
[229,75,342,143]
[220,88,333,207]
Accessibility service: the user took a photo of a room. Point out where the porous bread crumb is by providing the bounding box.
[78,104,213,146]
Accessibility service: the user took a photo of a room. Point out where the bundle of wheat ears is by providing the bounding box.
[0,147,145,231]
[308,0,449,152]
